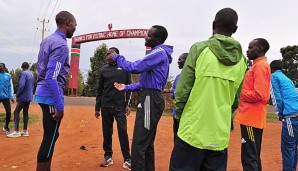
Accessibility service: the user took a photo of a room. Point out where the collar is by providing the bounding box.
[55,29,67,40]
[253,57,267,65]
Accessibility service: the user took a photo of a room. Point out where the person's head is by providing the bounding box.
[246,38,270,60]
[0,63,5,73]
[270,60,282,73]
[213,8,238,36]
[55,11,77,38]
[106,47,119,64]
[177,53,188,69]
[21,62,29,70]
[145,25,168,48]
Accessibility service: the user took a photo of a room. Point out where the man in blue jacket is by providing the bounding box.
[270,60,298,171]
[34,11,77,171]
[0,62,14,134]
[7,62,34,138]
[110,25,173,171]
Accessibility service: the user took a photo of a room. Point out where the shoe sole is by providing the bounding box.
[6,135,21,138]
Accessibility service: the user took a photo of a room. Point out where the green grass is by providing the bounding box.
[0,112,39,129]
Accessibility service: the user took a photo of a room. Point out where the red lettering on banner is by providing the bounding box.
[72,29,148,43]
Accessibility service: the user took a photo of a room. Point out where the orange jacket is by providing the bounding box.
[235,57,271,128]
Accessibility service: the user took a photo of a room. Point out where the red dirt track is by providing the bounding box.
[0,97,282,171]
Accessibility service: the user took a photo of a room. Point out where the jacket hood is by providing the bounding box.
[157,44,173,64]
[205,34,243,66]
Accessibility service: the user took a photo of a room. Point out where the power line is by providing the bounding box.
[46,0,61,32]
[41,0,52,20]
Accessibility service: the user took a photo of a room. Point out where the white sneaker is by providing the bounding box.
[21,131,29,137]
[6,131,21,138]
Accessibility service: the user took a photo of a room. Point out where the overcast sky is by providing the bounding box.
[0,0,297,79]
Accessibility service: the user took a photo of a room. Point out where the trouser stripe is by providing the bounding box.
[144,96,150,130]
[286,118,294,137]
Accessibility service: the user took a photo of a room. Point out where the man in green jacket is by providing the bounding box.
[169,8,247,171]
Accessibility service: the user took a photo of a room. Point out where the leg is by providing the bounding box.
[22,102,30,131]
[114,107,131,161]
[101,107,114,158]
[281,118,298,171]
[36,104,61,171]
[173,117,179,142]
[253,127,263,171]
[240,124,260,171]
[131,90,164,171]
[13,101,25,132]
[170,137,205,171]
[2,99,12,129]
[200,149,227,171]
[144,91,164,171]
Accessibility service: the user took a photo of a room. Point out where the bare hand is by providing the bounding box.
[52,111,64,122]
[95,111,101,119]
[125,106,131,116]
[114,82,126,91]
[10,98,15,104]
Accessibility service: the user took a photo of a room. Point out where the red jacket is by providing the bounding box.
[235,57,271,129]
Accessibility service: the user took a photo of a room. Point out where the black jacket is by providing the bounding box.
[95,64,132,111]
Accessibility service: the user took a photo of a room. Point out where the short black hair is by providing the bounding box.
[254,38,270,53]
[0,62,5,68]
[181,53,188,59]
[270,60,282,70]
[109,47,119,54]
[21,62,29,69]
[55,11,74,26]
[214,8,238,33]
[152,25,168,43]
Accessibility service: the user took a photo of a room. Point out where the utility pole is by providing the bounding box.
[37,18,49,41]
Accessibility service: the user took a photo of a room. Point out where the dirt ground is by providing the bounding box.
[0,97,282,171]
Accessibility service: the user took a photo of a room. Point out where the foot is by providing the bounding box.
[123,158,131,170]
[100,156,113,167]
[6,131,21,138]
[21,130,29,137]
[2,127,10,134]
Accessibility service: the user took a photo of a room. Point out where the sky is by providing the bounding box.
[0,0,297,80]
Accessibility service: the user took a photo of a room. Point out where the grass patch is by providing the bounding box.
[266,112,279,122]
[0,112,39,129]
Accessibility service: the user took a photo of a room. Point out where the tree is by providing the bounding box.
[163,74,174,112]
[84,43,108,96]
[30,63,38,93]
[9,68,22,93]
[280,45,298,82]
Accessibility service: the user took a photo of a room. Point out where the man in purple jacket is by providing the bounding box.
[163,53,188,142]
[34,11,77,171]
[110,25,173,171]
[7,62,34,138]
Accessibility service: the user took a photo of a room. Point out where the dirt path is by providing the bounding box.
[0,98,282,171]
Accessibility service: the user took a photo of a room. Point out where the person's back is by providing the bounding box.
[170,8,246,171]
[271,70,298,116]
[0,70,13,100]
[17,69,34,102]
[270,59,298,171]
[176,34,246,150]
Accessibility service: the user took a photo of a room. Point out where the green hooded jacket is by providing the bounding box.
[175,34,246,151]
